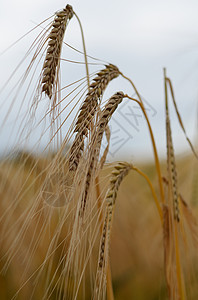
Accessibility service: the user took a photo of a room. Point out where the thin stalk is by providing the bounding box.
[133,167,163,223]
[125,95,165,205]
[174,221,186,300]
[120,72,143,105]
[164,68,186,300]
[165,76,198,159]
[74,12,90,90]
[95,176,103,226]
[95,176,114,300]
[106,263,114,300]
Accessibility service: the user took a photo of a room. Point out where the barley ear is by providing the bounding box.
[164,71,180,222]
[80,92,125,216]
[94,162,132,299]
[42,5,74,99]
[69,64,120,172]
[164,68,186,300]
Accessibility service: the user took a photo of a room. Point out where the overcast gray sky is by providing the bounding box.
[0,0,198,161]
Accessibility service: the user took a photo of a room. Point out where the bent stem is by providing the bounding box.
[74,12,90,89]
[125,95,165,206]
[165,76,198,159]
[95,176,114,300]
[133,166,163,224]
[120,73,143,105]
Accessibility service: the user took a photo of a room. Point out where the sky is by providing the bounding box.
[0,0,198,161]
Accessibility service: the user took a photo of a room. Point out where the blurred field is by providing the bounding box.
[0,151,197,299]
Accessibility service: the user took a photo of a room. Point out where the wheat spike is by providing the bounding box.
[94,162,132,299]
[164,69,187,300]
[69,64,120,171]
[166,111,180,222]
[164,70,179,223]
[80,92,125,215]
[42,5,74,99]
[103,162,133,255]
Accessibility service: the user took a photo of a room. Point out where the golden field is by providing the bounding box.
[0,152,197,299]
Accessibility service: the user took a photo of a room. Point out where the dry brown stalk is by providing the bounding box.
[42,5,74,99]
[99,125,111,169]
[162,204,177,300]
[80,92,125,215]
[163,205,172,299]
[94,162,132,299]
[69,64,120,172]
[95,174,114,300]
[125,95,165,207]
[132,166,163,223]
[165,78,198,159]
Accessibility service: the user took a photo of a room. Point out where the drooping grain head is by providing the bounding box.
[94,162,132,298]
[79,92,126,215]
[99,162,133,265]
[69,64,120,172]
[106,162,133,206]
[42,5,74,99]
[73,64,120,135]
[97,91,125,140]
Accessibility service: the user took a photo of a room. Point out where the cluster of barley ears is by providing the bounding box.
[0,4,198,300]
